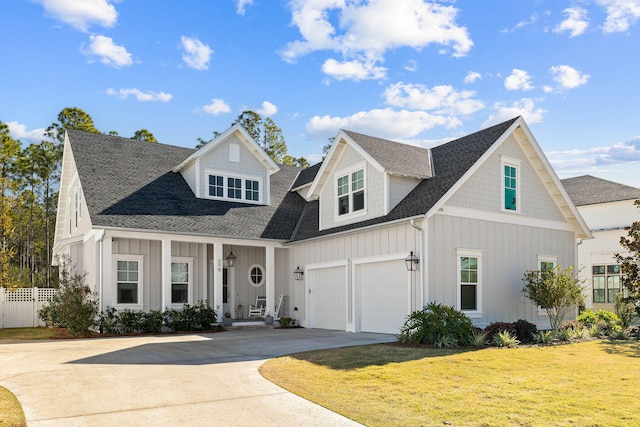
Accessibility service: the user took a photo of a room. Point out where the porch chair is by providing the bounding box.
[248,296,266,318]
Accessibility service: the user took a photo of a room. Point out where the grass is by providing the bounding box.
[0,327,61,341]
[0,387,26,427]
[260,340,640,427]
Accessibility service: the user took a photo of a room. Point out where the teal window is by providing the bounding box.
[337,168,365,216]
[504,165,517,211]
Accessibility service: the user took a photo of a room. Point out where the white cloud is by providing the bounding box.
[84,35,133,68]
[202,99,231,115]
[306,108,457,140]
[181,36,213,70]
[504,69,534,91]
[549,65,590,89]
[6,121,46,142]
[257,101,278,116]
[383,82,484,116]
[282,0,472,80]
[596,0,640,33]
[464,71,482,84]
[547,137,640,165]
[235,0,254,15]
[37,0,117,32]
[554,7,589,37]
[501,13,539,33]
[482,98,547,127]
[404,59,418,72]
[106,88,172,102]
[321,58,387,80]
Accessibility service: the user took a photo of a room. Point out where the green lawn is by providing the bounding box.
[0,386,26,427]
[261,340,640,427]
[0,327,60,341]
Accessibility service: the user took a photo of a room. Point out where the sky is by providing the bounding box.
[2,0,640,187]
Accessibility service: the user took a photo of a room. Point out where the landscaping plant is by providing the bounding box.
[615,199,640,314]
[522,265,585,330]
[398,302,474,347]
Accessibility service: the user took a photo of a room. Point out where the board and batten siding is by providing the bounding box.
[428,213,576,327]
[287,221,421,325]
[446,134,565,222]
[319,144,386,230]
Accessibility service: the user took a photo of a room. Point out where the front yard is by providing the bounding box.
[260,340,640,427]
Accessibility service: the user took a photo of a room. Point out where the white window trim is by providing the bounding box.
[536,254,558,315]
[171,257,193,308]
[113,254,144,310]
[204,168,264,205]
[248,263,265,288]
[334,162,367,222]
[501,155,521,214]
[456,248,483,318]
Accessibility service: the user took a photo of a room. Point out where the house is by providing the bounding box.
[561,175,639,311]
[53,116,591,333]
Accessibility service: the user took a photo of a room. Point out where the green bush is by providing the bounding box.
[119,309,144,333]
[533,330,554,344]
[164,300,217,331]
[577,309,621,332]
[38,264,98,335]
[513,319,538,344]
[493,330,520,348]
[470,330,488,347]
[614,294,637,328]
[483,322,516,340]
[99,307,120,333]
[141,309,164,333]
[398,302,475,348]
[277,317,296,328]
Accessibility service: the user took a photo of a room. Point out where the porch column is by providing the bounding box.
[201,243,208,303]
[213,242,224,316]
[161,239,172,311]
[265,246,275,316]
[101,235,113,311]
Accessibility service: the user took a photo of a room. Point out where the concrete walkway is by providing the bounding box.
[0,329,395,426]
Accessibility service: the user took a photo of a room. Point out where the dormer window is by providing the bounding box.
[336,165,366,218]
[206,169,263,204]
[501,156,520,213]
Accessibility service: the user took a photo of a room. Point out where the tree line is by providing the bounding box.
[1,107,308,288]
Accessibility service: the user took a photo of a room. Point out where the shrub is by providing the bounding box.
[164,300,217,331]
[398,302,475,348]
[100,307,120,333]
[493,330,520,348]
[483,322,516,340]
[141,309,164,333]
[577,310,621,333]
[514,319,538,344]
[119,309,144,333]
[562,320,585,330]
[470,330,488,347]
[38,262,98,335]
[277,317,296,328]
[614,294,637,328]
[533,330,554,344]
[555,328,572,342]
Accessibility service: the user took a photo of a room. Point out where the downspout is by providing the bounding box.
[410,219,426,309]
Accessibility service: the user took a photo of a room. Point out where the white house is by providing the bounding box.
[561,175,639,311]
[53,116,591,333]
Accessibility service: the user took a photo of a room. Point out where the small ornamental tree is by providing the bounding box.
[522,265,585,330]
[615,199,640,314]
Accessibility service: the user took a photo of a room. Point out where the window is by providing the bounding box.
[337,167,365,217]
[171,258,192,305]
[501,156,520,213]
[592,265,624,303]
[114,255,143,307]
[248,264,264,287]
[205,170,263,204]
[228,177,242,199]
[245,180,259,201]
[457,249,482,315]
[208,175,223,197]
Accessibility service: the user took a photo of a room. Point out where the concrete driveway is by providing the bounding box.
[0,328,395,426]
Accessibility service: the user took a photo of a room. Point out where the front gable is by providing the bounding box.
[173,125,279,205]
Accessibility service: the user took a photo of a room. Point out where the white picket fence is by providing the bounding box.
[0,287,57,329]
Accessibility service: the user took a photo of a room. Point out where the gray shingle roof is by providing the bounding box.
[68,129,305,240]
[290,117,519,241]
[291,161,322,189]
[343,130,433,178]
[561,175,638,206]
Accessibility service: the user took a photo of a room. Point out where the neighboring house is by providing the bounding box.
[561,175,639,311]
[53,116,591,333]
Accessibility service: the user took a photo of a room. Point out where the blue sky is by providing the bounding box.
[2,0,640,186]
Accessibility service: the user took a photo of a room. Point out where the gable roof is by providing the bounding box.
[172,124,280,175]
[66,129,304,240]
[291,161,322,191]
[291,117,520,241]
[561,175,639,206]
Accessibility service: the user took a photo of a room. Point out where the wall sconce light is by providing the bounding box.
[405,251,419,271]
[225,249,237,268]
[294,266,304,280]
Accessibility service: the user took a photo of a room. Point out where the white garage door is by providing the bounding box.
[357,259,410,334]
[307,264,347,331]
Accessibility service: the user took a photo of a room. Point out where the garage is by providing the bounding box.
[355,257,411,334]
[306,262,348,331]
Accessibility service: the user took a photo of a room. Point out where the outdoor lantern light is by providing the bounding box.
[225,249,237,267]
[405,251,419,271]
[294,266,304,280]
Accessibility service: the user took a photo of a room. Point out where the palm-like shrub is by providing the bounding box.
[398,302,475,348]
